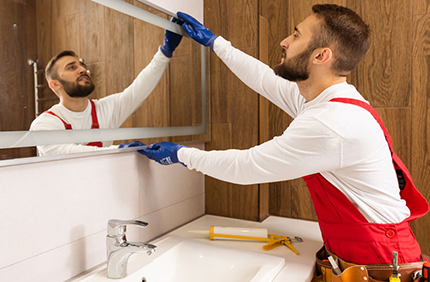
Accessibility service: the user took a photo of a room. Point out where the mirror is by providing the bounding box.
[0,0,208,161]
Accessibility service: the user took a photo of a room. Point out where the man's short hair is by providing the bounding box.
[45,50,78,82]
[310,4,370,76]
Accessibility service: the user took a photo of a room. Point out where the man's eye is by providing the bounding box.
[293,33,298,38]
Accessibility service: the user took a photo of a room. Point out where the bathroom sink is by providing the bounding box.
[75,236,285,282]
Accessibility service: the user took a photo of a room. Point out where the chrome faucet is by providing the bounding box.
[106,219,156,279]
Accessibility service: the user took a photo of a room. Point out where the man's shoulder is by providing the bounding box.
[30,104,64,131]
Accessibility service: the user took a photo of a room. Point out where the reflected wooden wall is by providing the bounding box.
[0,0,37,160]
[204,0,430,255]
[35,0,207,146]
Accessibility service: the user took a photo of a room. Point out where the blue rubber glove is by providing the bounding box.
[138,141,186,166]
[118,140,146,149]
[160,17,184,58]
[177,11,217,51]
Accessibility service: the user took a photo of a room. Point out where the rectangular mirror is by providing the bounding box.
[0,0,208,161]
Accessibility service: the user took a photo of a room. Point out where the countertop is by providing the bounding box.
[164,214,323,282]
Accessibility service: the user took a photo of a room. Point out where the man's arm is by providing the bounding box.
[139,111,344,184]
[178,12,305,118]
[36,143,119,157]
[97,18,183,128]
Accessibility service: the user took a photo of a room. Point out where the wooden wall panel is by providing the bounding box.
[411,13,430,257]
[413,0,430,15]
[205,123,233,217]
[205,0,232,124]
[203,0,260,221]
[348,0,412,107]
[376,108,412,169]
[0,0,37,159]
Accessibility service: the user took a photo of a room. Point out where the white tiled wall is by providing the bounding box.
[0,145,205,282]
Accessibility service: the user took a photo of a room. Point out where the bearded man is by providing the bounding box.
[136,5,430,281]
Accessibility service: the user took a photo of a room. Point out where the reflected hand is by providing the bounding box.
[160,17,184,58]
[177,11,217,51]
[138,141,186,166]
[118,140,146,149]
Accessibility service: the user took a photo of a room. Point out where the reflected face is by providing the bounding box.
[273,15,319,82]
[55,56,95,98]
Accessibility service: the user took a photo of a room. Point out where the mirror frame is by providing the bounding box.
[0,0,208,149]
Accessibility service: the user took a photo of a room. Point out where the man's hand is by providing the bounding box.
[118,140,146,148]
[177,12,217,51]
[138,141,186,166]
[160,17,184,58]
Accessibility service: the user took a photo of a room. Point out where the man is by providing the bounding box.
[30,19,183,156]
[139,4,429,278]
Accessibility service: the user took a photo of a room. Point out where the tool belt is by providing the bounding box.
[314,246,429,282]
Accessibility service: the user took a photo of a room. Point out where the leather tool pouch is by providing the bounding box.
[314,246,427,282]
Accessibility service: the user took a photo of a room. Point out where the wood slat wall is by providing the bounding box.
[34,0,207,146]
[204,0,430,255]
[0,0,37,160]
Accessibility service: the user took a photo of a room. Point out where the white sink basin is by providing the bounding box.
[74,236,285,282]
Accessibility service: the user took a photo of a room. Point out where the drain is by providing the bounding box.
[141,278,147,282]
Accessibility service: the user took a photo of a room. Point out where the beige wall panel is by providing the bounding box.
[411,13,430,257]
[348,0,412,107]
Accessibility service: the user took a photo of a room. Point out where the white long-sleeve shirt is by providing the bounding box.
[178,37,410,224]
[30,49,170,156]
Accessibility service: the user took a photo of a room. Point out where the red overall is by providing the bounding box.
[303,98,429,265]
[44,100,103,147]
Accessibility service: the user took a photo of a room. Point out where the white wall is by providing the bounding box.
[0,145,205,282]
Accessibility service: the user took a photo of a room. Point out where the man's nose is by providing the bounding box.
[280,36,291,50]
[78,66,87,75]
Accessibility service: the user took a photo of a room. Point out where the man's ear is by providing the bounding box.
[313,47,333,65]
[48,79,62,92]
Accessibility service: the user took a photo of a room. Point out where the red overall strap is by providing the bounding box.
[87,100,103,147]
[330,98,429,220]
[43,100,103,147]
[44,111,72,130]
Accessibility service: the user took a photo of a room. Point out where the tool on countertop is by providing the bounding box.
[423,262,430,282]
[390,251,401,282]
[188,226,303,254]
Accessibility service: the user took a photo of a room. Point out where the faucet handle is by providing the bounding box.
[107,219,149,236]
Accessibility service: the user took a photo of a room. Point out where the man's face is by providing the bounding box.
[55,56,95,98]
[273,15,319,82]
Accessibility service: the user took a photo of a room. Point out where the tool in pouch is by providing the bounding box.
[188,226,303,254]
[390,251,401,282]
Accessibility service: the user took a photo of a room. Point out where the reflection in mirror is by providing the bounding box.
[0,0,207,161]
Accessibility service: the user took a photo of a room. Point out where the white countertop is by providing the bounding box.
[164,215,323,282]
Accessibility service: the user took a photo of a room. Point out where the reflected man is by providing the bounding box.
[30,19,183,156]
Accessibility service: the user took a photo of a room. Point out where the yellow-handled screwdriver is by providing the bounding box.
[389,251,401,282]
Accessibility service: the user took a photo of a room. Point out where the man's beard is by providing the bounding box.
[59,75,95,98]
[273,46,315,82]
